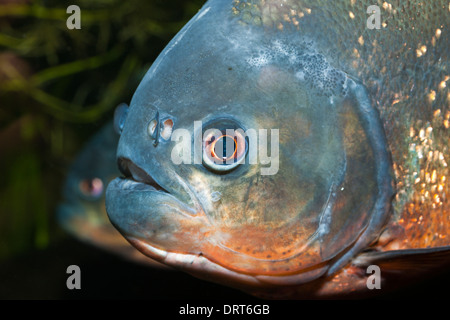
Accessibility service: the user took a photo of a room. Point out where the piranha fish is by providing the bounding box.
[105,0,449,298]
[58,121,167,268]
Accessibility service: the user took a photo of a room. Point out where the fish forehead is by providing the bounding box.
[131,5,311,120]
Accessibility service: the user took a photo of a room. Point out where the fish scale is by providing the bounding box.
[234,0,449,251]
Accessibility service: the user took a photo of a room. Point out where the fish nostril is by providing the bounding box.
[161,119,174,140]
[148,120,158,137]
[147,111,174,146]
[148,111,161,147]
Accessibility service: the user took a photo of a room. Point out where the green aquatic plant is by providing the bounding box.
[0,0,204,260]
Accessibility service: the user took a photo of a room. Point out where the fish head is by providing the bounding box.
[106,0,393,292]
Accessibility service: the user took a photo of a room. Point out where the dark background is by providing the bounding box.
[1,237,450,300]
[0,0,448,300]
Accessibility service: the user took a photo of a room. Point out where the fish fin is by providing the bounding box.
[353,246,450,274]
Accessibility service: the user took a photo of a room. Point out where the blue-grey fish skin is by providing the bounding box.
[105,0,449,298]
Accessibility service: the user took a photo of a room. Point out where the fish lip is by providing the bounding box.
[114,157,206,216]
[108,177,159,192]
[107,176,197,213]
[107,159,200,219]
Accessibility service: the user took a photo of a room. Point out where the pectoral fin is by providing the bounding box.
[353,246,450,274]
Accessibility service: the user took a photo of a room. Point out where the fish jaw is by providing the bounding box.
[127,237,330,291]
[106,177,208,254]
[106,176,333,285]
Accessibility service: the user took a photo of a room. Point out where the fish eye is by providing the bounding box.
[78,177,104,199]
[202,119,247,173]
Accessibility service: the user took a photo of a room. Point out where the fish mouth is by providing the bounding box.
[106,157,209,263]
[117,157,169,193]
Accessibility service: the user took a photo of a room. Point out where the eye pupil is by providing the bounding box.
[211,135,237,162]
[201,119,248,173]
